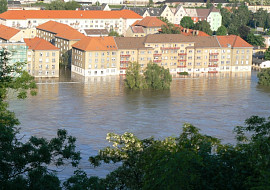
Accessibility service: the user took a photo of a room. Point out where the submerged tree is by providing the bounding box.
[257,68,270,86]
[125,62,172,90]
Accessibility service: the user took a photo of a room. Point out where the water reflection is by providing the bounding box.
[7,70,270,178]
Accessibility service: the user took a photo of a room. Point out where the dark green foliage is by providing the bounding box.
[238,25,251,40]
[46,0,81,10]
[125,62,172,90]
[0,0,7,14]
[180,16,194,29]
[178,71,189,75]
[0,48,80,190]
[84,116,270,190]
[124,62,146,89]
[159,17,181,34]
[246,33,265,47]
[108,30,120,37]
[265,47,270,60]
[194,20,213,35]
[220,8,232,28]
[216,25,228,35]
[257,68,270,86]
[144,63,172,90]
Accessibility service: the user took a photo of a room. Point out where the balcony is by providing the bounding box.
[153,60,162,63]
[178,53,187,56]
[177,65,186,68]
[120,61,129,64]
[209,53,219,55]
[209,59,219,62]
[120,54,131,57]
[208,71,218,73]
[153,54,162,56]
[178,59,187,62]
[160,47,180,50]
[120,67,127,70]
[208,64,218,67]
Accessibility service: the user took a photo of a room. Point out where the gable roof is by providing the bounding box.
[131,26,145,33]
[135,16,166,28]
[0,24,20,40]
[84,29,109,36]
[114,37,147,49]
[0,10,142,20]
[37,21,85,40]
[24,37,59,50]
[72,36,117,51]
[216,35,253,48]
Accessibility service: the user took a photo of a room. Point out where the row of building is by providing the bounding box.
[0,5,222,33]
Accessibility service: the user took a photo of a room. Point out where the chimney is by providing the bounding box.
[195,30,199,35]
[186,28,189,33]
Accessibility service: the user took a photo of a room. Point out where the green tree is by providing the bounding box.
[46,0,65,10]
[265,47,270,60]
[158,17,181,34]
[257,68,270,85]
[220,8,232,28]
[144,62,172,90]
[124,62,146,89]
[194,20,213,35]
[238,25,251,40]
[0,0,7,14]
[0,48,81,189]
[216,25,227,35]
[84,115,270,189]
[108,30,120,37]
[246,33,265,46]
[65,1,81,10]
[206,0,213,9]
[180,16,194,29]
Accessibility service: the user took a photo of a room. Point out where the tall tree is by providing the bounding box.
[65,1,81,10]
[216,25,227,35]
[220,8,232,28]
[180,16,194,29]
[144,62,172,90]
[194,20,212,35]
[0,0,7,14]
[0,48,81,189]
[108,30,120,37]
[124,62,146,90]
[264,47,270,60]
[246,33,265,47]
[257,68,270,86]
[238,25,251,40]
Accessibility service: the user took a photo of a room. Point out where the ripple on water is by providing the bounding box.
[7,71,270,178]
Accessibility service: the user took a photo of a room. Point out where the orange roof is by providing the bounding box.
[0,10,142,20]
[135,16,166,28]
[217,35,253,48]
[37,21,85,40]
[0,24,20,40]
[72,36,117,51]
[24,37,59,50]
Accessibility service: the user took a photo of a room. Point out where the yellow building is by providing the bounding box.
[71,36,118,76]
[24,37,60,77]
[71,34,253,77]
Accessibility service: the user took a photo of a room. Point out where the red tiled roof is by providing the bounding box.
[72,36,117,51]
[24,37,59,50]
[217,35,253,48]
[0,10,142,20]
[0,24,20,40]
[135,16,166,28]
[131,26,144,33]
[37,21,85,40]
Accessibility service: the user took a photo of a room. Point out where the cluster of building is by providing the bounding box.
[0,8,253,78]
[70,34,253,77]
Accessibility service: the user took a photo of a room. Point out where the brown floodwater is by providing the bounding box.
[8,69,270,179]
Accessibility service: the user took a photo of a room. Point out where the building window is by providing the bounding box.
[40,52,43,57]
[52,58,55,63]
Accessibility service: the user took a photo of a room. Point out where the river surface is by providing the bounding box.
[8,69,270,179]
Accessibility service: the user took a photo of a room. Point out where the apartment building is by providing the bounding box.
[0,24,36,43]
[71,36,118,76]
[24,37,60,77]
[71,34,253,77]
[0,10,142,36]
[126,17,166,37]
